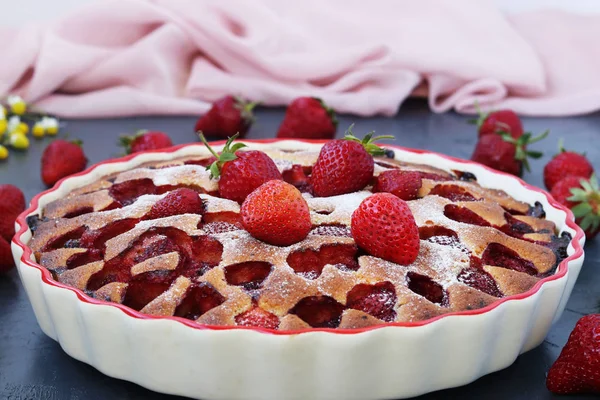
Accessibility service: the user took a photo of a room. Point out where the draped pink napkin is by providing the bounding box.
[2,0,600,118]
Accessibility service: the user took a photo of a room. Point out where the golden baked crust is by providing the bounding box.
[28,147,570,330]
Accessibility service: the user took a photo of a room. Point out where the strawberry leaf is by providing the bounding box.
[579,213,595,231]
[209,163,220,179]
[591,216,600,233]
[526,150,543,159]
[469,101,489,129]
[198,132,246,179]
[590,174,600,192]
[343,124,394,156]
[219,153,237,162]
[526,129,549,144]
[557,138,566,153]
[234,96,258,124]
[571,202,593,218]
[499,131,516,144]
[315,97,338,128]
[581,179,595,193]
[230,143,247,153]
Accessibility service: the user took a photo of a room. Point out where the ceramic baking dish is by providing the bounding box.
[12,139,585,400]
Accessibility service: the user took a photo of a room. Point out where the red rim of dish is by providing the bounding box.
[13,139,585,335]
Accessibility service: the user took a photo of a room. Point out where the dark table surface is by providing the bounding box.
[0,100,598,400]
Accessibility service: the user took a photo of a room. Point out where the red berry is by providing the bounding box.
[546,314,600,395]
[221,151,282,203]
[146,188,204,220]
[276,97,337,140]
[120,131,173,154]
[282,164,310,192]
[544,149,593,191]
[195,96,256,139]
[351,193,420,265]
[311,129,392,197]
[41,140,87,187]
[474,109,523,139]
[241,180,311,246]
[346,282,397,322]
[550,175,600,239]
[471,130,547,177]
[199,134,282,204]
[550,176,584,209]
[0,236,15,273]
[471,134,521,176]
[235,307,280,329]
[0,184,25,242]
[372,170,422,200]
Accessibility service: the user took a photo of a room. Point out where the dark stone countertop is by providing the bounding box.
[0,100,597,399]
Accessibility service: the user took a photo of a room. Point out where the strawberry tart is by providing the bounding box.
[24,135,573,330]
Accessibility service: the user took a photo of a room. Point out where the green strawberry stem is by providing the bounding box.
[314,97,338,128]
[234,96,258,124]
[568,174,600,232]
[198,131,247,179]
[467,101,489,128]
[344,124,394,156]
[118,130,148,154]
[500,129,549,172]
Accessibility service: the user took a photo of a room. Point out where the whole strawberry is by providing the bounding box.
[551,174,600,239]
[0,236,15,273]
[146,188,204,220]
[310,126,393,197]
[241,180,311,246]
[120,130,173,154]
[276,97,337,140]
[199,133,282,203]
[351,193,420,265]
[373,170,422,201]
[195,96,256,139]
[544,142,593,191]
[546,314,600,395]
[0,184,25,242]
[470,107,523,139]
[470,130,547,177]
[41,139,87,187]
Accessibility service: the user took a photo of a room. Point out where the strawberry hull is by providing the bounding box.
[12,139,585,400]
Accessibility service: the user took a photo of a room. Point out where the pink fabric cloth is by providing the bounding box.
[2,0,600,118]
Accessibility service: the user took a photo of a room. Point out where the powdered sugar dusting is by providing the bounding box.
[200,194,240,213]
[115,165,218,191]
[305,190,371,226]
[33,144,561,328]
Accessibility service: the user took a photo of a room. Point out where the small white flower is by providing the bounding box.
[0,105,5,120]
[7,95,24,107]
[7,116,20,133]
[41,116,59,130]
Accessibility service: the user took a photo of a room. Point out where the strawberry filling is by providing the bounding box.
[287,244,358,279]
[346,281,397,322]
[174,283,226,320]
[406,272,448,306]
[429,185,478,202]
[457,257,503,298]
[224,261,273,290]
[481,243,537,275]
[444,204,491,227]
[289,296,346,328]
[63,206,95,219]
[235,307,280,329]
